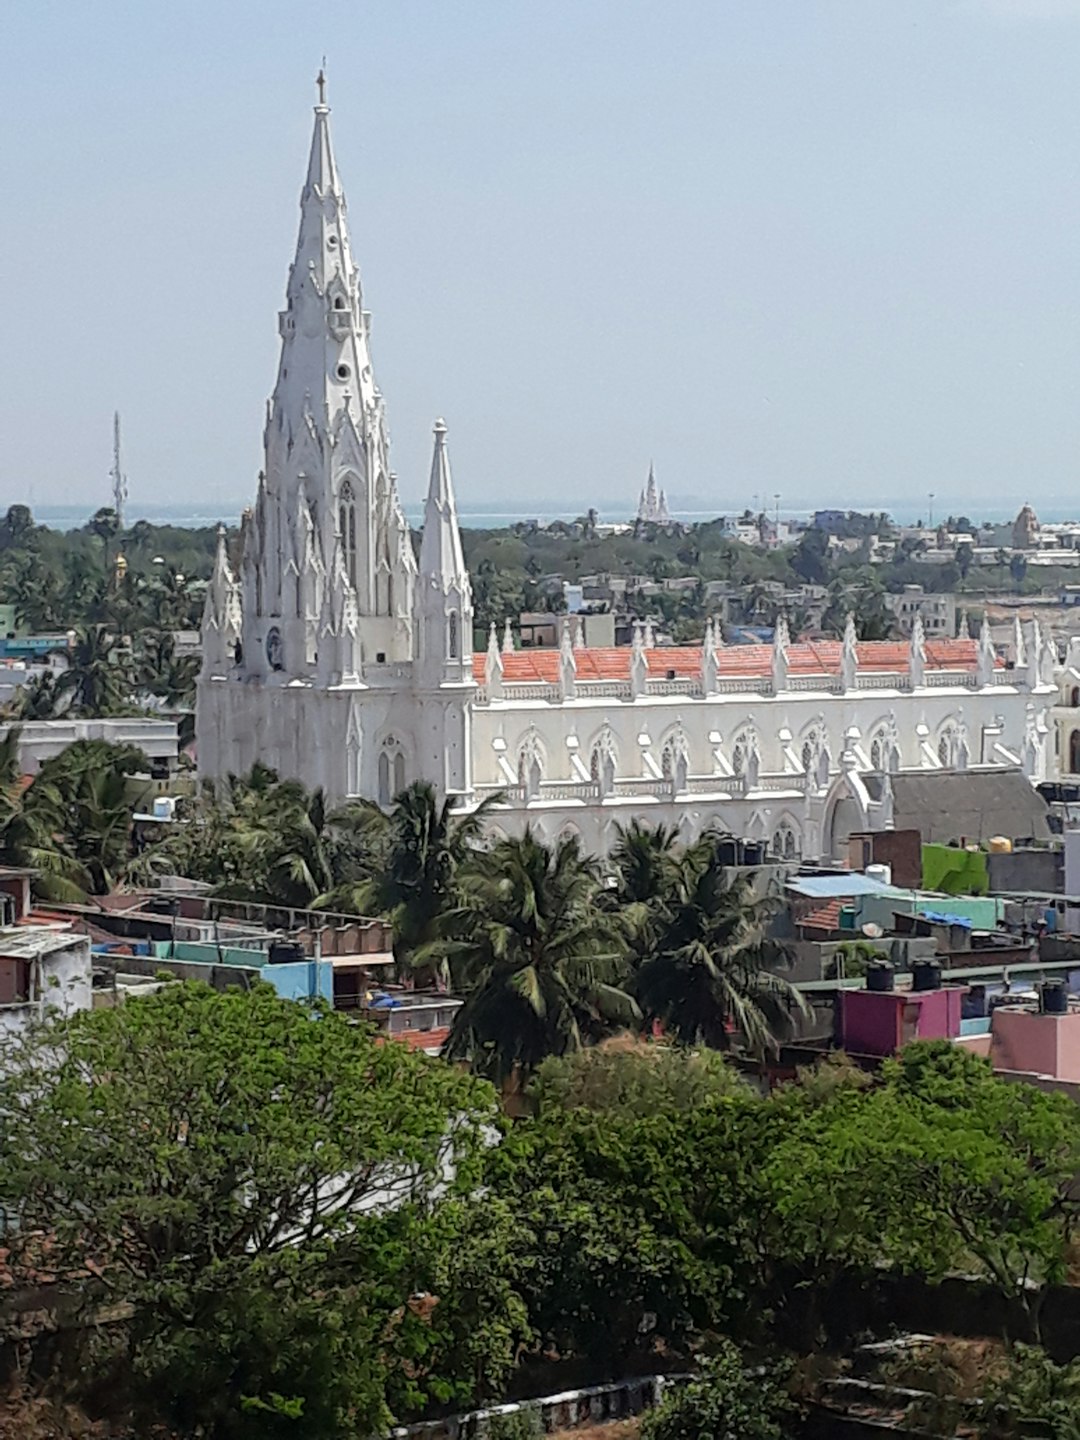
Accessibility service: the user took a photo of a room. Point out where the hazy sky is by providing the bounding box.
[4,0,1080,520]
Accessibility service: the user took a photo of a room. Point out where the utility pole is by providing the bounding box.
[110,412,128,531]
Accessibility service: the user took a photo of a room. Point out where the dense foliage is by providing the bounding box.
[0,734,153,899]
[3,1011,1078,1438]
[641,1342,796,1440]
[0,982,517,1439]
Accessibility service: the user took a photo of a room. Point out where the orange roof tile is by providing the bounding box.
[475,637,989,684]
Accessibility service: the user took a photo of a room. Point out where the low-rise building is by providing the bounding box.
[884,586,957,640]
[0,927,92,1042]
[0,718,179,777]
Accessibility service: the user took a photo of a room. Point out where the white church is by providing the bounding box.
[197,86,1058,862]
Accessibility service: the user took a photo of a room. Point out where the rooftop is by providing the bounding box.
[478,637,989,683]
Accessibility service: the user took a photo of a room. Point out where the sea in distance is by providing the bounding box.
[16,498,1080,533]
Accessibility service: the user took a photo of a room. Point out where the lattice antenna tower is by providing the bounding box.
[110,411,128,530]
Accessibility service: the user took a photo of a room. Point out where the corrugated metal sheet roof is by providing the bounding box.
[787,874,895,898]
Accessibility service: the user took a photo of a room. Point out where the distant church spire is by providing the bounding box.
[636,461,672,526]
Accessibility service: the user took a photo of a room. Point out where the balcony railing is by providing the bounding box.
[475,665,1001,708]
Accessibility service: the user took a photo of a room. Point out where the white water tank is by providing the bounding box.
[152,796,177,821]
[865,862,892,886]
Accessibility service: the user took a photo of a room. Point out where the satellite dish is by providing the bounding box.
[861,922,884,939]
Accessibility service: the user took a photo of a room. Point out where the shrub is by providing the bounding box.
[641,1340,795,1440]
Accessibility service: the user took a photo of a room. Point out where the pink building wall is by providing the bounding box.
[840,987,965,1057]
[990,1009,1080,1082]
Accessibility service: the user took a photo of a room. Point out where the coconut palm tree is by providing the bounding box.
[634,847,808,1057]
[0,739,148,900]
[182,769,339,909]
[57,625,134,715]
[15,670,68,720]
[318,781,501,981]
[441,829,638,1085]
[608,820,683,907]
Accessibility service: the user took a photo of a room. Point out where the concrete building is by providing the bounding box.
[1,718,179,777]
[884,586,957,640]
[0,927,92,1042]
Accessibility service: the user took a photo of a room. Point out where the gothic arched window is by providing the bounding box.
[338,478,358,590]
[448,610,459,660]
[517,733,544,799]
[378,736,406,808]
[800,730,821,775]
[938,725,957,768]
[378,751,391,808]
[732,732,749,778]
[772,822,799,860]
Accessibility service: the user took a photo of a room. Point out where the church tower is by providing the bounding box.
[197,77,477,807]
[240,71,415,683]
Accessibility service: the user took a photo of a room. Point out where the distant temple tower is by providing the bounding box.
[636,462,672,525]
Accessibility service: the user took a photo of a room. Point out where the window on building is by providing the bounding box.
[732,735,747,778]
[772,823,799,860]
[378,738,406,807]
[448,610,459,659]
[338,478,358,589]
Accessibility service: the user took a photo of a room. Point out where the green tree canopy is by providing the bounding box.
[0,982,520,1439]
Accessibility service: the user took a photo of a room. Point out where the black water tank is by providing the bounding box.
[912,960,943,992]
[717,838,739,866]
[742,840,766,867]
[866,961,894,993]
[268,941,305,966]
[1041,980,1069,1015]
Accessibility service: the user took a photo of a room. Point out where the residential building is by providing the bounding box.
[884,586,956,640]
[0,927,92,1042]
[1,718,179,778]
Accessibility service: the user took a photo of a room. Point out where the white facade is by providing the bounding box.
[198,91,1057,862]
[0,718,179,776]
[0,929,93,1047]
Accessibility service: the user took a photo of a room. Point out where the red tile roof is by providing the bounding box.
[476,638,988,684]
[799,899,845,933]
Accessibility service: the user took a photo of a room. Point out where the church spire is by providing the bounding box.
[305,69,339,197]
[419,419,468,586]
[236,83,416,681]
[417,418,473,686]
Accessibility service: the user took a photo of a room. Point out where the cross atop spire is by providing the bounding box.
[316,61,327,107]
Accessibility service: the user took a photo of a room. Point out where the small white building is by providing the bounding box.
[1,718,179,776]
[0,928,92,1044]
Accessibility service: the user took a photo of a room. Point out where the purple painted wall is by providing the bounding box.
[840,987,965,1057]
